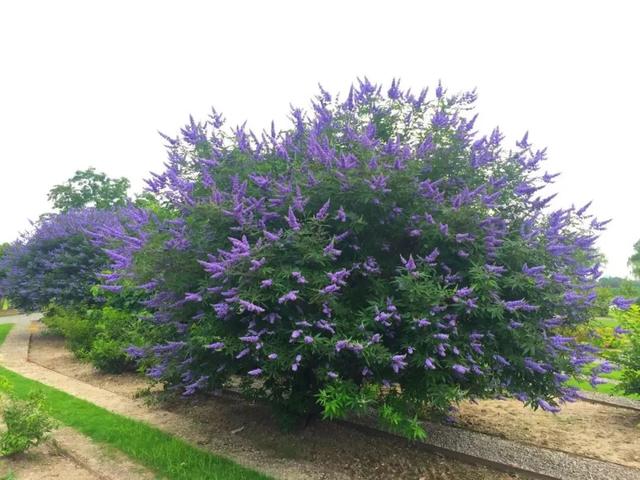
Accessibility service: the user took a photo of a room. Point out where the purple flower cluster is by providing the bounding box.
[0,208,120,310]
[94,79,621,419]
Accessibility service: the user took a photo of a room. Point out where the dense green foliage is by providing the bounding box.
[47,168,130,212]
[43,296,153,373]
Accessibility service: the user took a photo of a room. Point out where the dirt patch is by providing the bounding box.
[456,399,640,468]
[29,332,150,398]
[28,331,513,480]
[0,427,153,480]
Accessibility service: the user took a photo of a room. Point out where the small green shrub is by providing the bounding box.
[0,388,57,456]
[43,304,150,373]
[88,336,133,373]
[42,305,96,356]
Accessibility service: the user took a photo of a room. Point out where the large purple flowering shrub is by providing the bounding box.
[100,80,610,436]
[0,208,119,311]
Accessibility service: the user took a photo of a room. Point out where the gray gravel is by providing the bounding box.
[421,421,640,480]
[346,416,640,480]
[578,390,640,411]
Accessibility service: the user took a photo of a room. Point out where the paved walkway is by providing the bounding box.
[1,314,639,480]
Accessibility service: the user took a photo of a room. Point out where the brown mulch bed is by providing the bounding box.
[29,331,514,480]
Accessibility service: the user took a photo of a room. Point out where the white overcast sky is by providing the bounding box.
[1,1,638,277]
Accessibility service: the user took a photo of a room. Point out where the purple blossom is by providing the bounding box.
[614,325,631,335]
[248,368,263,377]
[524,358,548,374]
[323,238,342,259]
[612,296,634,310]
[315,199,331,220]
[292,271,307,284]
[278,290,299,304]
[452,364,469,375]
[391,354,408,374]
[537,399,560,413]
[285,206,301,231]
[503,299,539,313]
[401,254,417,272]
[184,292,202,302]
[239,300,265,314]
[205,342,225,351]
[239,335,261,343]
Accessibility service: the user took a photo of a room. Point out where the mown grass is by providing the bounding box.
[566,377,640,400]
[0,323,271,480]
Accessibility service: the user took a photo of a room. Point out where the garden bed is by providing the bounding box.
[456,398,640,469]
[29,331,514,480]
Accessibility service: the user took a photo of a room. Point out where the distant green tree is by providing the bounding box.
[47,168,130,211]
[629,240,640,280]
[592,286,614,317]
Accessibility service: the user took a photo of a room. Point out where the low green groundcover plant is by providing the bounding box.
[89,79,632,438]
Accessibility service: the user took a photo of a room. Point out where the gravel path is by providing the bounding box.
[578,390,640,411]
[2,314,640,480]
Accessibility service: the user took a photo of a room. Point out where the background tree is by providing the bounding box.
[47,168,130,211]
[629,240,640,279]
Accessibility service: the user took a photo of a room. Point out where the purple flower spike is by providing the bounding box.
[315,199,331,220]
[537,399,560,413]
[278,290,299,304]
[391,354,408,374]
[286,206,301,231]
[452,364,469,375]
[205,342,224,351]
[612,296,634,310]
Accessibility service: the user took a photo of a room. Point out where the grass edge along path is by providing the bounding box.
[566,377,640,400]
[0,323,271,480]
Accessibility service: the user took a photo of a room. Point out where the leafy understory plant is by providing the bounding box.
[0,379,57,456]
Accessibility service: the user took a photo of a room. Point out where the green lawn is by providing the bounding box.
[0,323,271,480]
[566,376,640,400]
[591,316,619,328]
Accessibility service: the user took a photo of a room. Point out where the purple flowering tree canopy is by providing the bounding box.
[101,79,612,438]
[0,208,120,311]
